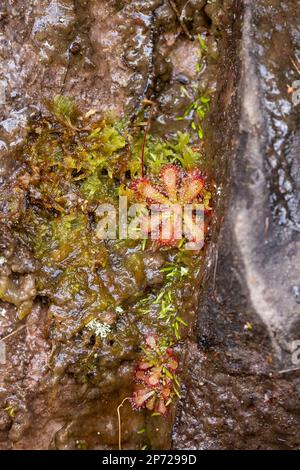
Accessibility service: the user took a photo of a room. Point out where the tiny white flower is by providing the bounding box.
[180,266,189,277]
[0,307,6,318]
[0,341,6,365]
[86,319,111,339]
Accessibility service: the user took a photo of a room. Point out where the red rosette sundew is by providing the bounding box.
[130,165,211,211]
[131,335,180,415]
[129,165,212,248]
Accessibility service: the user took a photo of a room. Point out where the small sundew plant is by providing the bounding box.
[131,164,211,248]
[131,335,180,416]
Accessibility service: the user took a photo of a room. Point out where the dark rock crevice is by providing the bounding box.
[173,0,300,450]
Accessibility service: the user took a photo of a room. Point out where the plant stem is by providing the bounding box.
[290,56,300,76]
[0,325,25,342]
[117,396,131,450]
[168,0,193,40]
[141,100,155,178]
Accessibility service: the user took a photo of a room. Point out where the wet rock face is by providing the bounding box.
[231,0,300,356]
[234,0,300,355]
[173,0,300,450]
[1,0,300,451]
